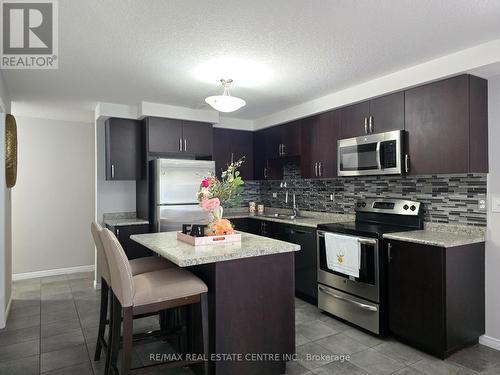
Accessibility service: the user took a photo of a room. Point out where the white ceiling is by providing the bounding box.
[3,0,500,120]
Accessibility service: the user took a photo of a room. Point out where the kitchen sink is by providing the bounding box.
[260,213,310,220]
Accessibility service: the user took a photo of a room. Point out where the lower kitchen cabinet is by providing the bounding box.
[386,240,485,358]
[105,224,152,259]
[231,218,317,303]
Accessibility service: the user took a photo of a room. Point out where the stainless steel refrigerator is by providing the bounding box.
[151,158,215,232]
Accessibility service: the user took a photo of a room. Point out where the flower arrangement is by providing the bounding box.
[197,158,245,236]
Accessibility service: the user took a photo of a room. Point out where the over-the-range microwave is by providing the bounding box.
[337,130,405,176]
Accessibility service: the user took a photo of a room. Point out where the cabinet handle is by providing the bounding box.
[405,154,410,173]
[314,162,318,177]
[319,162,323,177]
[364,117,368,134]
[231,152,234,163]
[179,138,182,152]
[369,116,374,133]
[184,139,187,152]
[111,164,115,179]
[264,167,268,179]
[282,144,286,156]
[388,242,392,263]
[318,286,378,312]
[116,228,120,237]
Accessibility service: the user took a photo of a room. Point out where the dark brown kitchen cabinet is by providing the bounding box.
[301,110,341,178]
[105,224,151,260]
[105,118,141,180]
[278,121,302,158]
[253,128,283,180]
[387,240,484,358]
[213,128,254,179]
[340,92,404,138]
[145,117,213,157]
[404,74,488,174]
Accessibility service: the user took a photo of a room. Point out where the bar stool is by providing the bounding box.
[91,222,176,369]
[100,228,209,375]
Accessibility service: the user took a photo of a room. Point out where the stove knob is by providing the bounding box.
[361,202,366,207]
[410,205,416,211]
[357,202,362,207]
[403,204,409,210]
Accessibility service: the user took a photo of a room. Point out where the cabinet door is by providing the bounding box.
[369,92,404,134]
[105,118,140,180]
[182,121,213,157]
[405,75,469,174]
[340,101,370,139]
[213,128,232,177]
[231,130,254,180]
[253,129,269,179]
[147,117,183,154]
[114,224,151,260]
[281,121,301,157]
[301,110,340,179]
[266,126,283,160]
[387,240,445,355]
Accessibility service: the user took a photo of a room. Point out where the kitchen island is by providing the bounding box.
[131,231,300,375]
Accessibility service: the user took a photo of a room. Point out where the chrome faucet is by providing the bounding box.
[292,193,301,218]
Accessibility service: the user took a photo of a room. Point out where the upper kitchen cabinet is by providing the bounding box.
[213,128,254,180]
[265,121,302,160]
[145,117,213,157]
[105,118,141,180]
[301,110,341,179]
[405,74,488,174]
[340,92,404,138]
[253,127,283,180]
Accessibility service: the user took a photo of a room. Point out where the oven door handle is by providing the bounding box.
[318,286,378,312]
[317,231,377,246]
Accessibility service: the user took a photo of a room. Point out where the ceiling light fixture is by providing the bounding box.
[205,79,246,113]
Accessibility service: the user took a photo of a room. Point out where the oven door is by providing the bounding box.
[317,230,379,303]
[337,130,403,176]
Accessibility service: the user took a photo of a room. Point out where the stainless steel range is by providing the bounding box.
[317,199,423,335]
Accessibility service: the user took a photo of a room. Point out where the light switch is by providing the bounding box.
[492,197,500,213]
[272,192,277,198]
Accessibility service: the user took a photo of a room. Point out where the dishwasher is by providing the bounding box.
[283,226,317,304]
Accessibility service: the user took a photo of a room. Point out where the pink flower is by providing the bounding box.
[199,197,220,211]
[201,179,210,188]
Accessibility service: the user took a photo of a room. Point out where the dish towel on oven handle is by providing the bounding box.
[324,232,361,278]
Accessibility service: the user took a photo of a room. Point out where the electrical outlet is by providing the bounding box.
[272,192,277,198]
[330,194,334,201]
[492,197,500,212]
[478,199,486,210]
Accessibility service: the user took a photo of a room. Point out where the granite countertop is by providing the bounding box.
[131,231,300,266]
[224,208,354,228]
[383,222,486,248]
[103,212,149,227]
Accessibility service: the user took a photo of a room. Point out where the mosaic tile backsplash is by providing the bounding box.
[241,163,487,226]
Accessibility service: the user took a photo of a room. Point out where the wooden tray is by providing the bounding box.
[177,231,242,246]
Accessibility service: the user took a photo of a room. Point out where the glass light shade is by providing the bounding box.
[205,95,246,113]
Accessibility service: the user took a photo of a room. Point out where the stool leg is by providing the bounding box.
[121,306,134,375]
[94,278,109,361]
[104,290,114,375]
[200,293,209,375]
[109,295,121,375]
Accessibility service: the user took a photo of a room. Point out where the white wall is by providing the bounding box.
[484,75,500,348]
[95,119,136,222]
[11,116,95,274]
[0,71,11,329]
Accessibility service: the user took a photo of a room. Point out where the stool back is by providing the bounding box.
[100,228,135,307]
[91,222,111,285]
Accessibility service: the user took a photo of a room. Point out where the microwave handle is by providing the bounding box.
[376,142,382,170]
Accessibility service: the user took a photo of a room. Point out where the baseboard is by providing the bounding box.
[479,335,500,351]
[12,265,95,281]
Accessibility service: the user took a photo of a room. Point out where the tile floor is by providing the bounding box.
[1,272,499,375]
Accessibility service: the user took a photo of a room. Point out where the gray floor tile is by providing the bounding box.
[8,302,41,319]
[411,358,479,375]
[41,300,75,314]
[372,340,426,365]
[40,275,68,284]
[40,344,89,373]
[41,361,93,375]
[286,360,312,374]
[0,339,40,362]
[41,318,81,339]
[41,306,79,325]
[66,272,93,281]
[447,344,500,372]
[296,332,311,346]
[3,311,40,331]
[316,332,369,355]
[312,361,369,374]
[318,314,352,332]
[480,363,500,374]
[134,340,177,366]
[0,325,40,347]
[391,367,427,375]
[343,328,385,347]
[297,320,339,341]
[0,354,39,375]
[41,328,86,353]
[349,348,406,375]
[41,291,73,301]
[296,342,335,370]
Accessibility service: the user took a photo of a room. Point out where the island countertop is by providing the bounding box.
[131,231,300,266]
